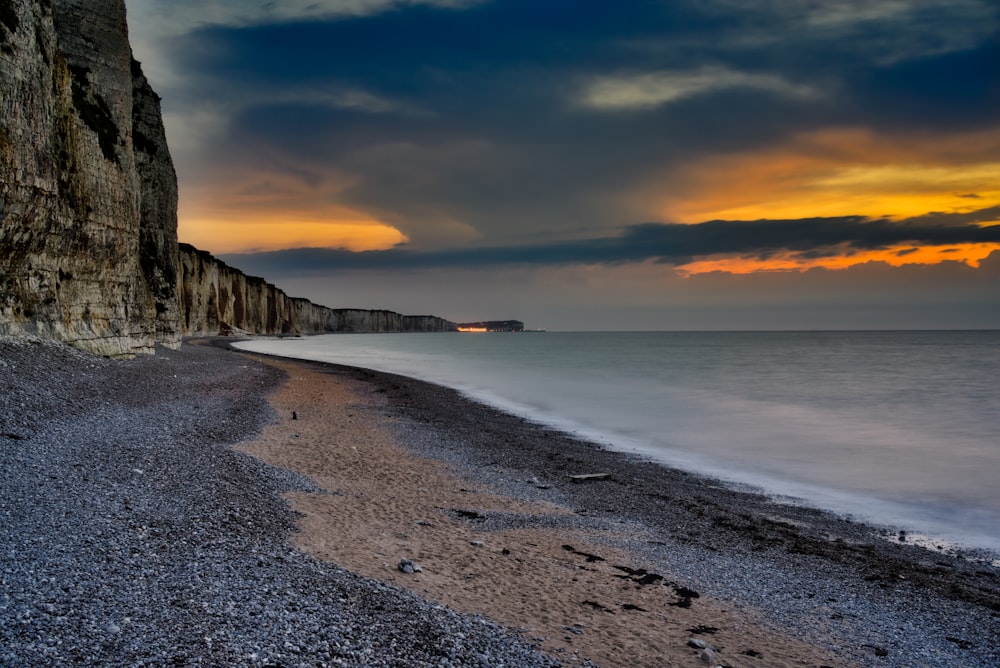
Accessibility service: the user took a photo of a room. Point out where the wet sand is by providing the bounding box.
[234,347,1000,667]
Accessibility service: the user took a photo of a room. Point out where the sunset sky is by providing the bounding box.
[125,0,1000,330]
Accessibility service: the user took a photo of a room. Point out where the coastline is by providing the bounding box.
[2,337,997,666]
[0,337,558,667]
[231,340,1000,667]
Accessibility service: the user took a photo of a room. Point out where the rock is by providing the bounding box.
[699,648,716,663]
[398,558,422,574]
[687,638,707,649]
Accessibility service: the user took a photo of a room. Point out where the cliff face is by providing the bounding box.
[178,245,456,336]
[131,56,180,344]
[0,0,180,356]
[1,0,454,354]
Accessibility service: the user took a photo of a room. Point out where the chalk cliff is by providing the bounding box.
[179,245,456,337]
[0,0,176,356]
[0,0,454,355]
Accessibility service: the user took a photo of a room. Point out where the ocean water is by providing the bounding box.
[235,331,1000,553]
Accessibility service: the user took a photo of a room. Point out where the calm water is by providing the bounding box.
[236,331,1000,553]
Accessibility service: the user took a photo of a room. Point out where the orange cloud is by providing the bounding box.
[675,242,1000,276]
[178,215,409,254]
[634,126,1000,275]
[649,126,1000,224]
[176,166,409,254]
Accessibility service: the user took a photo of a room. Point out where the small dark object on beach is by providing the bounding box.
[674,585,700,599]
[451,509,484,521]
[671,584,701,608]
[622,604,646,612]
[613,565,665,586]
[863,645,889,657]
[581,600,614,613]
[742,649,762,657]
[688,625,719,635]
[292,411,297,420]
[562,544,605,563]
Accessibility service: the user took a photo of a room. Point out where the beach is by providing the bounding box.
[2,338,998,666]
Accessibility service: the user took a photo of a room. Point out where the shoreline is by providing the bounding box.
[228,340,1000,666]
[232,333,1000,560]
[2,336,997,666]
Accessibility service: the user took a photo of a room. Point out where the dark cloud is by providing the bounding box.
[853,36,1000,130]
[159,0,999,246]
[220,208,1000,276]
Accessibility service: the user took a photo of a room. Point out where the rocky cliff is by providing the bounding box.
[178,244,455,336]
[0,0,454,355]
[0,0,178,356]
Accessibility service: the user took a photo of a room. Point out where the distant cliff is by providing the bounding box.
[0,0,454,356]
[457,320,525,332]
[179,244,456,336]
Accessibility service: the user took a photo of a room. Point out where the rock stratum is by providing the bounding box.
[0,0,455,357]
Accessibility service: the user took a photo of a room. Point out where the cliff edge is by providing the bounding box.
[1,0,177,356]
[0,0,455,356]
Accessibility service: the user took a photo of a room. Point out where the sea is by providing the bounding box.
[235,330,1000,555]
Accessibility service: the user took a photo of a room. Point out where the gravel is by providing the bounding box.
[0,336,559,667]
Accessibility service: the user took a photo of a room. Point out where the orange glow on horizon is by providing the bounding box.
[675,242,1000,276]
[457,327,489,332]
[650,127,1000,225]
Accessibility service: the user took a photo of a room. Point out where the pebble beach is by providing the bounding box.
[2,337,998,666]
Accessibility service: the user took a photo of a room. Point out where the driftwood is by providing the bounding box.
[568,472,611,482]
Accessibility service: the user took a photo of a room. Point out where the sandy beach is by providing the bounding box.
[235,344,1000,667]
[240,355,836,667]
[2,337,998,667]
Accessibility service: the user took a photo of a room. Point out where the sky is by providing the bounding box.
[124,0,1000,330]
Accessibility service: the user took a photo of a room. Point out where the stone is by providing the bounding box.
[687,638,707,649]
[398,558,422,574]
